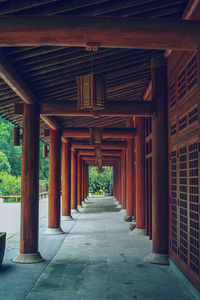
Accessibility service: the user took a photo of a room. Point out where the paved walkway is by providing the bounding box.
[0,197,198,300]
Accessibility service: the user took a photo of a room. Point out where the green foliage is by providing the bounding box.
[89,167,111,195]
[0,151,11,173]
[0,171,21,195]
[0,117,22,176]
[39,143,49,187]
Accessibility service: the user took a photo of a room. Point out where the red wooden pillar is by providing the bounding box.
[45,128,64,235]
[113,164,116,200]
[71,148,78,212]
[77,155,82,208]
[134,117,146,235]
[13,103,44,263]
[121,149,126,209]
[145,57,168,265]
[61,140,73,221]
[117,162,121,205]
[86,164,89,199]
[82,161,85,202]
[124,138,134,221]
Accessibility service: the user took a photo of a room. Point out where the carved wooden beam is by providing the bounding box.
[40,101,154,117]
[0,16,200,50]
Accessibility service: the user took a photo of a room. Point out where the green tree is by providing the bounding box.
[89,166,111,195]
[0,151,11,173]
[0,117,22,176]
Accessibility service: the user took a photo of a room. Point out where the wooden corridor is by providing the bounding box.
[0,0,199,295]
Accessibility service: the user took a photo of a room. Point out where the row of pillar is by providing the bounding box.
[106,57,169,264]
[14,56,169,265]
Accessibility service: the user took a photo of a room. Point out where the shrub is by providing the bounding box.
[0,171,21,196]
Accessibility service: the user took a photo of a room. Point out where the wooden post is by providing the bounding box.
[71,148,78,212]
[121,149,126,209]
[134,117,146,235]
[13,103,44,263]
[61,140,73,221]
[144,57,168,265]
[82,161,85,202]
[86,164,89,199]
[45,128,64,235]
[124,137,134,222]
[77,155,82,208]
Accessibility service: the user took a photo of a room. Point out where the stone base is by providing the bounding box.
[116,204,122,209]
[132,228,146,235]
[129,223,136,231]
[118,209,126,214]
[13,252,44,264]
[71,209,79,213]
[44,227,65,235]
[143,252,169,265]
[61,215,73,221]
[114,200,119,205]
[78,205,83,210]
[123,215,132,222]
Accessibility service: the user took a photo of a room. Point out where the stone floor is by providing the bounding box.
[0,197,198,300]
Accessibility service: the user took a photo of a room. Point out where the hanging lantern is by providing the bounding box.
[13,127,20,146]
[76,73,105,110]
[90,127,102,144]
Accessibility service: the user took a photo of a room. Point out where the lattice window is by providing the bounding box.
[177,70,186,101]
[171,150,178,254]
[178,116,187,131]
[170,123,176,136]
[179,146,188,264]
[169,82,176,109]
[187,55,198,91]
[189,142,199,275]
[188,107,198,125]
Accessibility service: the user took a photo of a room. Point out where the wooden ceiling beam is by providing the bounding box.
[0,16,199,50]
[71,141,127,150]
[41,101,154,117]
[78,150,121,156]
[0,51,59,130]
[62,128,136,139]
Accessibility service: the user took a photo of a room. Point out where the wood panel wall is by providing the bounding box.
[168,50,200,291]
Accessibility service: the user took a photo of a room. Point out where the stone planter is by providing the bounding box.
[0,232,6,265]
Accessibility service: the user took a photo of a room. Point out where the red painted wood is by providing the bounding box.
[135,117,145,230]
[1,16,200,51]
[20,103,39,254]
[77,155,82,206]
[151,57,168,254]
[71,149,77,210]
[48,128,61,228]
[62,140,71,216]
[121,148,126,209]
[126,138,134,217]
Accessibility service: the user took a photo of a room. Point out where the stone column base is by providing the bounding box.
[123,215,132,222]
[44,227,65,235]
[13,252,44,264]
[71,208,79,213]
[132,228,146,235]
[61,215,73,221]
[116,204,122,209]
[143,252,169,265]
